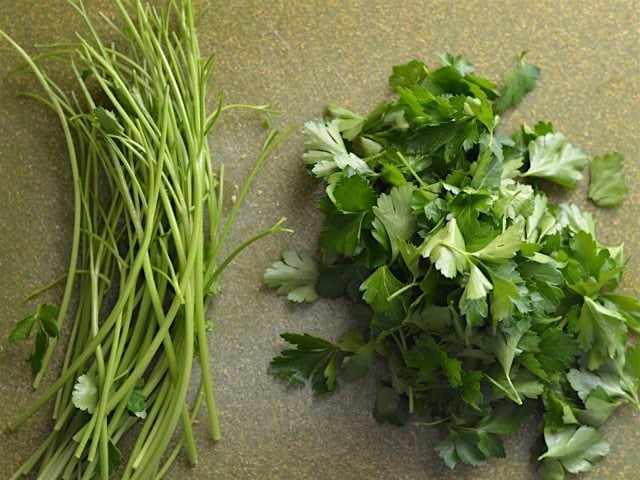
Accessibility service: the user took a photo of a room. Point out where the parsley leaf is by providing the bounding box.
[420,219,468,278]
[575,297,627,370]
[496,52,540,113]
[72,372,99,414]
[372,183,416,262]
[332,174,376,212]
[302,119,372,178]
[523,133,588,188]
[588,152,628,207]
[269,333,339,395]
[264,250,319,302]
[538,426,609,476]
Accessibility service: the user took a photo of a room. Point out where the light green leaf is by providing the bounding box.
[420,219,468,278]
[487,265,521,323]
[72,372,99,414]
[264,250,319,302]
[567,369,631,404]
[473,219,524,262]
[523,133,588,188]
[588,152,628,207]
[556,203,595,236]
[327,103,365,140]
[539,425,609,474]
[302,119,372,178]
[485,320,528,404]
[576,297,627,369]
[463,264,493,301]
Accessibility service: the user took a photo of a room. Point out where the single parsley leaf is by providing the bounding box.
[436,430,488,468]
[538,425,609,475]
[343,340,375,381]
[459,264,493,326]
[420,219,468,279]
[405,334,463,388]
[477,400,533,434]
[389,59,428,89]
[36,304,60,338]
[567,368,637,406]
[472,219,524,262]
[485,320,528,404]
[302,119,372,178]
[327,103,365,141]
[496,52,540,113]
[8,314,37,344]
[523,132,588,188]
[29,329,48,373]
[264,250,319,302]
[107,440,122,475]
[360,265,405,317]
[536,328,579,374]
[269,333,339,395]
[332,174,376,212]
[72,372,99,414]
[486,264,522,323]
[588,152,628,207]
[575,297,627,370]
[320,211,368,256]
[126,386,147,419]
[372,183,417,262]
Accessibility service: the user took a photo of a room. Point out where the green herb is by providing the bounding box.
[3,1,288,478]
[588,152,628,207]
[266,53,638,479]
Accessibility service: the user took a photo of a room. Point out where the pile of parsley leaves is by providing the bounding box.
[265,53,637,479]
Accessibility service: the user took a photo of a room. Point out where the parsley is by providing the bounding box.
[267,53,639,478]
[264,250,319,302]
[588,152,628,207]
[4,1,289,477]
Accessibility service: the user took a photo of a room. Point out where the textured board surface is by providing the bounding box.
[1,1,638,478]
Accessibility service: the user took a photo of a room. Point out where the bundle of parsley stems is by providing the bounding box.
[3,0,287,478]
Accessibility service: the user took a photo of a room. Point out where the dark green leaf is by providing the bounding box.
[8,314,36,344]
[107,440,122,475]
[126,387,147,419]
[360,265,405,317]
[29,329,48,373]
[373,385,408,426]
[320,211,368,256]
[536,328,579,374]
[37,304,60,338]
[269,333,339,395]
[343,341,375,381]
[496,52,540,113]
[332,175,376,212]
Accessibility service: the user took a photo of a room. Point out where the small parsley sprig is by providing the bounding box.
[266,53,635,479]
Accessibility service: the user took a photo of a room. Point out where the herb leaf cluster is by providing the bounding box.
[266,53,635,479]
